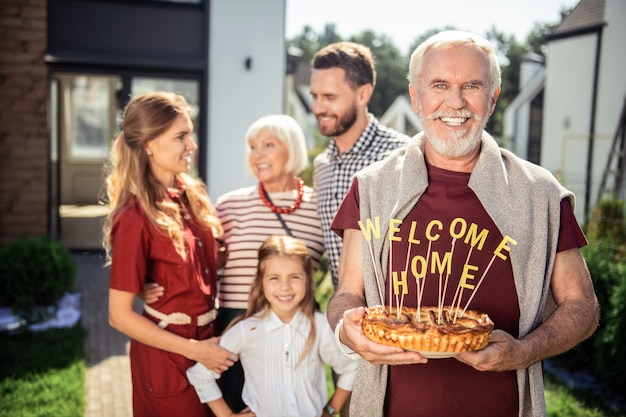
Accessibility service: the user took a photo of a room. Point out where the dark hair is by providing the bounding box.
[311,41,376,89]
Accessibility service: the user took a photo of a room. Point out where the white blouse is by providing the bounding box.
[187,309,359,417]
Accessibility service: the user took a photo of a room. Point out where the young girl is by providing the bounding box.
[103,92,236,417]
[187,235,359,417]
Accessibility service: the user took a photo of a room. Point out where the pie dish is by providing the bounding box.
[362,305,494,354]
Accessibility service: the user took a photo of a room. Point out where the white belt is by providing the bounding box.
[143,303,217,329]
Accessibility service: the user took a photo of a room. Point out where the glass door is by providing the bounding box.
[50,72,200,249]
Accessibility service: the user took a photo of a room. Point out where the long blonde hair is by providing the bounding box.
[233,235,316,366]
[101,92,222,262]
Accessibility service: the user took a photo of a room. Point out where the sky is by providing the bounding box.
[286,0,581,53]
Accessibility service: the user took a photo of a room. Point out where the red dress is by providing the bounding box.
[109,190,218,417]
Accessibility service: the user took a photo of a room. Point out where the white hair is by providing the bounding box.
[245,114,309,176]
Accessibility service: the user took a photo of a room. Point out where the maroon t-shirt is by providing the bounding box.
[332,164,587,417]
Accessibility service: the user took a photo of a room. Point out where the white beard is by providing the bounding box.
[426,121,484,158]
[419,103,489,158]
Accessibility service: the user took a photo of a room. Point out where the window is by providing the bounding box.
[51,71,202,248]
[59,75,120,160]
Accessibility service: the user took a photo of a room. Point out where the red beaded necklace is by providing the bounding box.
[259,177,305,214]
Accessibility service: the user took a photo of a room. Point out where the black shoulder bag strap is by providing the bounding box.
[261,187,294,237]
[274,212,294,237]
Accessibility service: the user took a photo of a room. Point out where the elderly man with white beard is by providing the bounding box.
[326,30,599,417]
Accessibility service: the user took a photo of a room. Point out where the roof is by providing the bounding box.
[551,0,606,39]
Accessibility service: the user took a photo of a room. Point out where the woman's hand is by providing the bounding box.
[188,337,238,374]
[208,399,255,417]
[138,282,164,304]
[232,407,255,416]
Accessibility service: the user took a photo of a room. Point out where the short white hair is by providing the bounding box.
[245,114,309,176]
[408,30,501,96]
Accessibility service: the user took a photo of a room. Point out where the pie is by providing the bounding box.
[362,305,494,354]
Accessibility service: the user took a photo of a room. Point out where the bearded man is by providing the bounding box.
[327,31,599,417]
[310,42,410,291]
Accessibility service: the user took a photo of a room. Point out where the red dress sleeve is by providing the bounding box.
[109,205,152,294]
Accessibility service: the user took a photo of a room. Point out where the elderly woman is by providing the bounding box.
[216,114,325,411]
[216,115,324,319]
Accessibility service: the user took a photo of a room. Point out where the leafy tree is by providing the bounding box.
[288,25,321,61]
[287,12,574,140]
[287,23,341,63]
[485,27,528,139]
[318,23,343,50]
[527,5,575,56]
[348,30,407,117]
[287,24,408,118]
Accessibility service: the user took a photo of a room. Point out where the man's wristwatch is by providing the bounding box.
[324,403,337,415]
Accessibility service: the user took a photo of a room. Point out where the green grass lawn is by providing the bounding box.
[545,372,625,417]
[0,325,87,417]
[0,276,622,417]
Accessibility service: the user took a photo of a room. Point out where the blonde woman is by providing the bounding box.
[103,92,235,417]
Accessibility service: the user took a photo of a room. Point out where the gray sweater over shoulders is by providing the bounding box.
[352,131,573,417]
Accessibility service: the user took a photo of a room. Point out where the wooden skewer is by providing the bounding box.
[416,239,433,322]
[439,238,457,322]
[459,253,497,319]
[400,239,413,318]
[450,246,474,323]
[358,218,386,312]
[365,240,385,311]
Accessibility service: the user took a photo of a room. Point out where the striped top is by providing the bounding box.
[216,185,325,309]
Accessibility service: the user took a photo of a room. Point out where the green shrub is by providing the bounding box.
[583,197,626,390]
[553,196,626,401]
[0,237,76,324]
[554,239,626,401]
[591,260,626,389]
[586,197,626,246]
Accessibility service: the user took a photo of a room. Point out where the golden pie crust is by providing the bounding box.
[362,305,494,353]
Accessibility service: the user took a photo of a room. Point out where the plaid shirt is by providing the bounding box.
[313,114,410,289]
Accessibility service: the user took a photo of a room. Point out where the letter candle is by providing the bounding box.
[358,218,386,312]
[358,215,517,325]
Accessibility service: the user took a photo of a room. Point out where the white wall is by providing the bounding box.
[542,0,626,221]
[594,0,626,201]
[206,0,286,200]
[597,0,626,133]
[505,56,545,157]
[542,34,597,220]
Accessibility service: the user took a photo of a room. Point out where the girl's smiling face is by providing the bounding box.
[262,255,307,323]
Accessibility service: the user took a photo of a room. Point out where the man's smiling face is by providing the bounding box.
[410,45,499,158]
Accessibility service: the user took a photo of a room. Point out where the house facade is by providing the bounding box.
[0,0,287,249]
[505,0,626,223]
